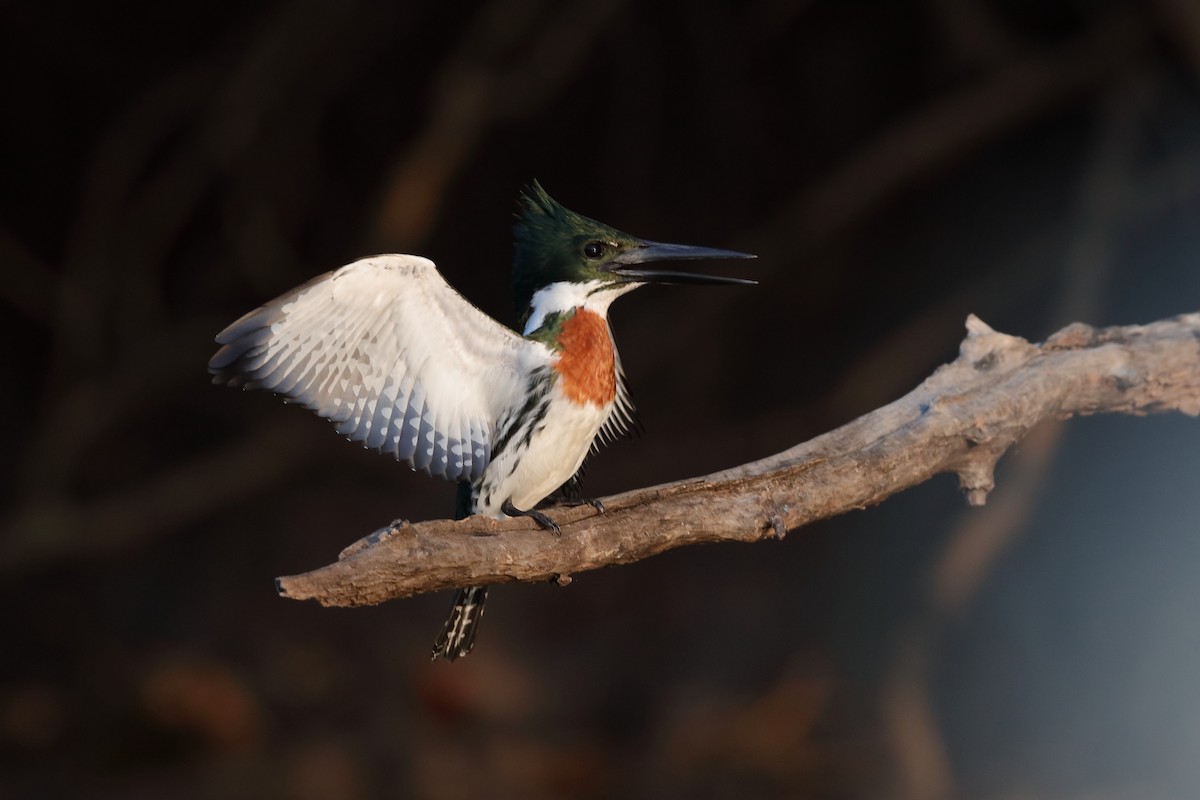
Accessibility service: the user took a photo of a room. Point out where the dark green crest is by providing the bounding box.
[511,181,640,315]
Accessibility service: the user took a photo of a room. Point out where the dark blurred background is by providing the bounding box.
[4,0,1200,797]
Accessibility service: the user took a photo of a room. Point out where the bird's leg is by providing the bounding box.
[454,481,474,521]
[502,499,561,535]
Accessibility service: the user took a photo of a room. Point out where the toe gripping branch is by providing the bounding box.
[502,499,561,535]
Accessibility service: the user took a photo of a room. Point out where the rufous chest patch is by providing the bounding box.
[553,308,616,406]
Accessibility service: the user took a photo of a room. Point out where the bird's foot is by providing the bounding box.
[502,500,561,535]
[563,496,605,514]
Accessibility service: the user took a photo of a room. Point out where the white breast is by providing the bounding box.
[474,382,613,517]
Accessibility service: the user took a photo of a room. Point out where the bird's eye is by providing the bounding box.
[583,241,606,259]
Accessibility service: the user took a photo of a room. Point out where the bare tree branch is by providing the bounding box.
[277,312,1200,607]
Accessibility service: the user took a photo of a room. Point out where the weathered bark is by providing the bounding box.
[276,313,1200,607]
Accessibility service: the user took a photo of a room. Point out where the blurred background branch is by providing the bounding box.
[883,67,1153,800]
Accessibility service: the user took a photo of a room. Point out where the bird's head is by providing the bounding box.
[512,182,755,326]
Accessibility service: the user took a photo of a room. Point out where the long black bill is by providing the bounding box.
[610,241,757,285]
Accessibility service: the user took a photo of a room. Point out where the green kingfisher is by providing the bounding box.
[209,182,754,660]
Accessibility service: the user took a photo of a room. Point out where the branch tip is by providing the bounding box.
[963,314,994,336]
[953,444,1007,507]
[963,487,991,508]
[960,314,1034,364]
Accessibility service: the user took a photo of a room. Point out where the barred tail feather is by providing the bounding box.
[431,586,489,661]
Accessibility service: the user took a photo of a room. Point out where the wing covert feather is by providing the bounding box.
[210,254,547,482]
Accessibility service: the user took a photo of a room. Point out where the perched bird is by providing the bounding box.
[209,183,754,660]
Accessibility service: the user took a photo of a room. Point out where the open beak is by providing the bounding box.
[609,241,757,286]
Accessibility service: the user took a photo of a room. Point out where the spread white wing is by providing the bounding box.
[209,254,548,482]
